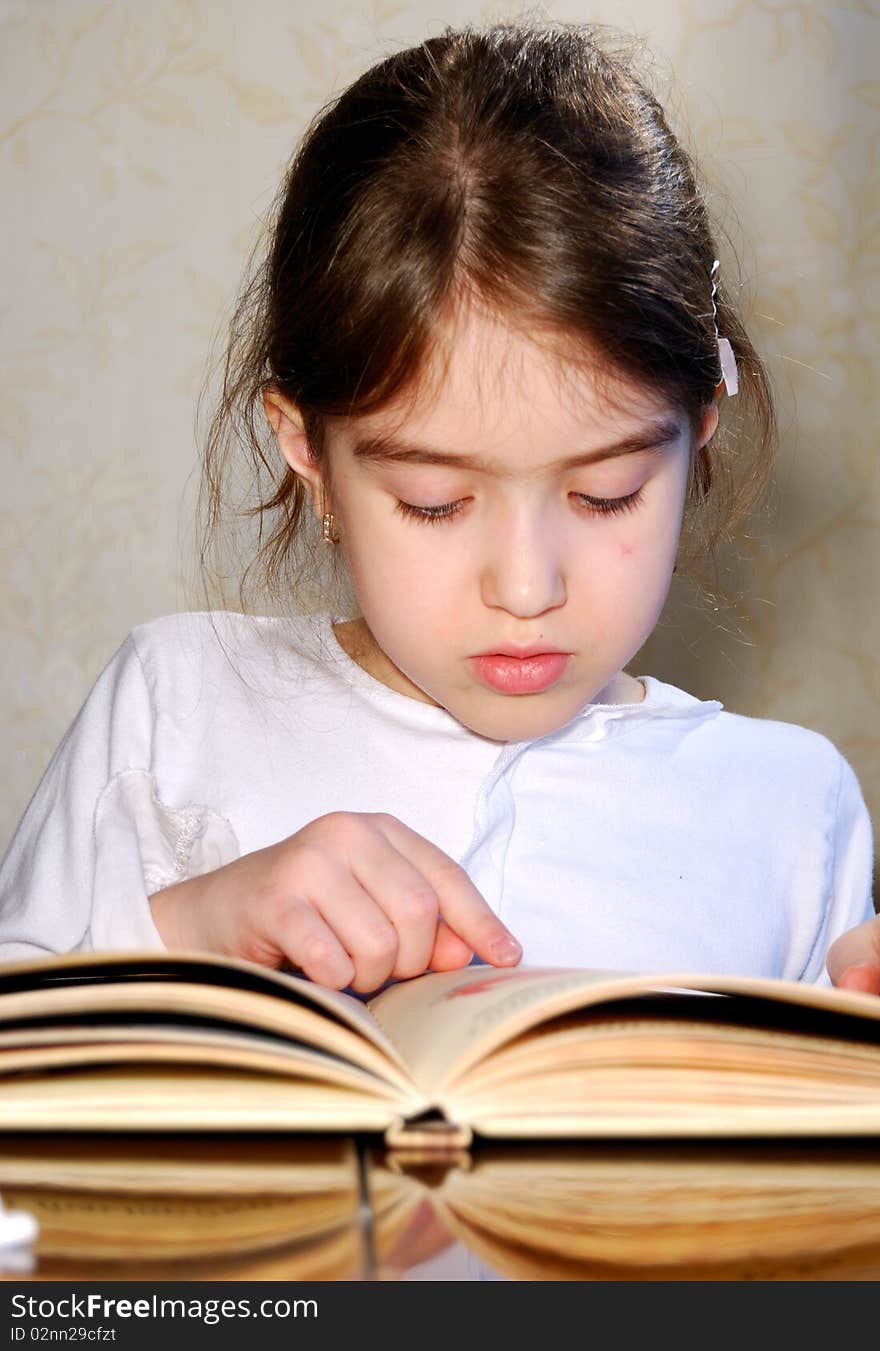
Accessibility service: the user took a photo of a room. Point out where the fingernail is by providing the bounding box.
[490,934,522,964]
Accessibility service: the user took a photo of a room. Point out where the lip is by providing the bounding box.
[474,645,567,659]
[469,651,570,694]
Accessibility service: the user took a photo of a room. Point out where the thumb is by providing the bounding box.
[826,914,880,989]
[836,962,880,995]
[428,920,474,971]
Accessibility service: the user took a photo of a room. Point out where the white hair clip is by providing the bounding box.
[710,259,739,397]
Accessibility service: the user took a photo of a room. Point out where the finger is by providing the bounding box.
[371,814,522,968]
[429,920,474,971]
[341,827,443,978]
[836,962,880,996]
[275,897,355,990]
[308,870,401,993]
[826,916,880,986]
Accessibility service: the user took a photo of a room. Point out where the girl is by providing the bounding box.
[0,20,875,993]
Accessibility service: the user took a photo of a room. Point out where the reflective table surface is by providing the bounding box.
[3,1135,880,1281]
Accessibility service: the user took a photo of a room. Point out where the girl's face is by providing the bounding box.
[270,307,718,743]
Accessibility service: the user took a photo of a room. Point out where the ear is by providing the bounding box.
[696,399,720,451]
[262,386,327,517]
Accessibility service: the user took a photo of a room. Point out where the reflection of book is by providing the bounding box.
[369,1144,880,1281]
[3,952,880,1144]
[0,1136,364,1280]
[6,1136,880,1283]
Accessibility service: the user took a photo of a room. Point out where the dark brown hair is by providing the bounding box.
[198,18,776,615]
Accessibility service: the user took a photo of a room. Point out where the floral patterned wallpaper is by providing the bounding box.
[1,0,877,905]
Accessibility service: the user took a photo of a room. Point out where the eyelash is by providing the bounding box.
[394,487,646,525]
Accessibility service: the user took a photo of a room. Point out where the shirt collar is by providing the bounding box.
[306,611,723,745]
[540,674,724,747]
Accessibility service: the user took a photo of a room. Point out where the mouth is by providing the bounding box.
[475,645,567,660]
[469,651,570,695]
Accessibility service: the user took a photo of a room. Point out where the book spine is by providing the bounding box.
[383,1115,473,1154]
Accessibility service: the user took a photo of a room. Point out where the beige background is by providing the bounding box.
[1,0,878,907]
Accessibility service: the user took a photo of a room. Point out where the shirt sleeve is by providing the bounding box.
[802,750,876,986]
[0,633,239,963]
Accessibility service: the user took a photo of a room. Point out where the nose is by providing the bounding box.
[479,499,567,618]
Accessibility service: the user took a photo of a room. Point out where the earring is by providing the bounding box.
[322,511,339,544]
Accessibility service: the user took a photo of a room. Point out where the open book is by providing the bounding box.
[2,951,880,1144]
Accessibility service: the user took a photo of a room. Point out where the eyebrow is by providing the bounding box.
[350,417,684,474]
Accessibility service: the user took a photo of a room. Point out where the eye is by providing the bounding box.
[395,498,466,525]
[394,486,646,526]
[573,487,645,517]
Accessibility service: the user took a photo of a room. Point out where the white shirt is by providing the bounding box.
[0,610,873,984]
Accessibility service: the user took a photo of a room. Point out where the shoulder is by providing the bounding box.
[123,609,336,704]
[128,609,275,650]
[714,706,844,771]
[644,675,852,798]
[127,609,320,664]
[696,702,854,810]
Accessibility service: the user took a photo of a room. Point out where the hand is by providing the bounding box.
[826,915,880,995]
[149,810,522,993]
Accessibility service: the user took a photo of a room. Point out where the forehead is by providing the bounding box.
[344,304,676,453]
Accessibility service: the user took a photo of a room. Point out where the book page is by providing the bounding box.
[0,1064,402,1132]
[0,948,400,1055]
[367,964,880,1099]
[0,1027,407,1102]
[0,951,415,1093]
[0,981,413,1089]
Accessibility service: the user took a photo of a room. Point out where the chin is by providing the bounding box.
[457,696,581,744]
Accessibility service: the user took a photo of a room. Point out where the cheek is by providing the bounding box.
[617,479,687,570]
[598,511,681,614]
[617,532,674,568]
[343,515,441,606]
[614,522,675,572]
